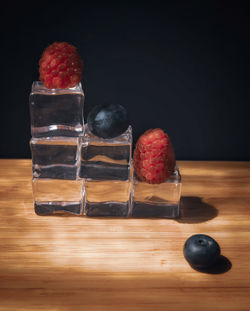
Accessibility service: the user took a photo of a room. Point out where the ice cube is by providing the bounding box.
[131,167,182,218]
[84,179,131,216]
[80,125,132,180]
[33,178,83,215]
[30,137,80,180]
[29,81,84,138]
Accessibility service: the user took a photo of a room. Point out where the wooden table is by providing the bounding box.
[0,160,250,310]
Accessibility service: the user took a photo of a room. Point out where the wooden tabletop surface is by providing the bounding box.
[0,159,250,311]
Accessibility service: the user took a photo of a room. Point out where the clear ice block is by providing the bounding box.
[84,180,131,216]
[131,167,182,218]
[80,125,132,180]
[29,81,84,138]
[30,137,80,180]
[33,178,84,215]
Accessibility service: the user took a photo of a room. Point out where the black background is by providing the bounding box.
[1,0,249,160]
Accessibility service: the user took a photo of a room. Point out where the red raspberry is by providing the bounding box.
[133,128,176,184]
[39,42,83,89]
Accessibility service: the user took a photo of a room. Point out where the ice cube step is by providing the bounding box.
[33,178,84,215]
[84,180,131,216]
[131,167,182,218]
[29,82,84,138]
[30,137,80,180]
[80,125,132,180]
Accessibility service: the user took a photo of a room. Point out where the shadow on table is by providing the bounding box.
[189,255,232,274]
[176,196,218,224]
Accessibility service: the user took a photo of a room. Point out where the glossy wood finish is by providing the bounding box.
[0,160,250,310]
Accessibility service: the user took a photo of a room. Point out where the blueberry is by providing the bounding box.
[184,234,221,269]
[87,103,129,139]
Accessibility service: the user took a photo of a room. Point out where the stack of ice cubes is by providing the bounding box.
[30,82,84,215]
[81,124,132,216]
[30,81,181,217]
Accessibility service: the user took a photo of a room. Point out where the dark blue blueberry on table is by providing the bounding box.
[184,234,221,269]
[87,103,129,139]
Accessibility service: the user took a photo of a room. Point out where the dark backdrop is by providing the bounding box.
[1,0,249,160]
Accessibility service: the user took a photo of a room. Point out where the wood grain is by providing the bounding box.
[0,159,250,310]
